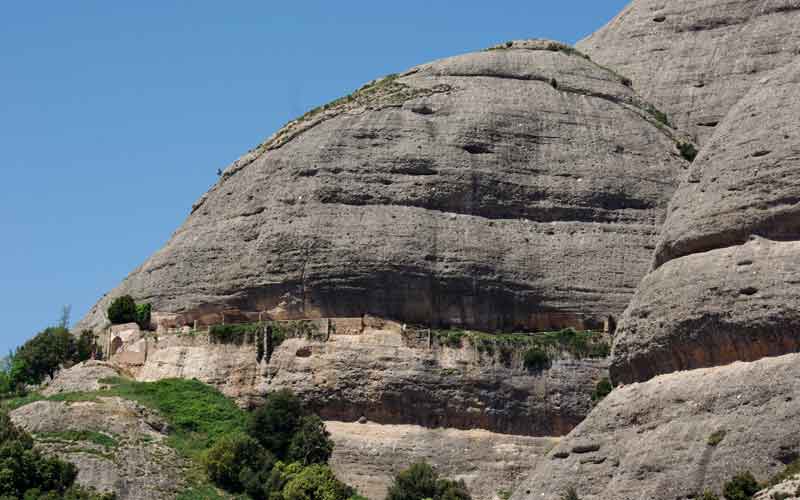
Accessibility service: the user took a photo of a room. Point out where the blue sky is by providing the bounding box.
[0,1,628,354]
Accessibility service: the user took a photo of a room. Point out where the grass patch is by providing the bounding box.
[37,430,118,449]
[707,430,727,447]
[99,377,248,460]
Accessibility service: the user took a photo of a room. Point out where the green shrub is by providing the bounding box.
[287,415,334,466]
[283,464,354,500]
[723,472,760,500]
[592,378,613,403]
[203,433,270,492]
[107,296,138,325]
[75,330,99,363]
[699,491,720,500]
[523,347,550,372]
[561,488,580,500]
[12,327,77,385]
[678,142,699,162]
[248,389,305,459]
[135,303,152,330]
[707,430,727,446]
[209,323,262,345]
[386,462,472,500]
[768,458,800,487]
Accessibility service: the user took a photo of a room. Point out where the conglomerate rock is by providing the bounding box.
[78,40,686,335]
[577,0,800,145]
[611,58,800,384]
[510,354,800,500]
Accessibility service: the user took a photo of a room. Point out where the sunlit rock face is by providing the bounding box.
[79,40,685,335]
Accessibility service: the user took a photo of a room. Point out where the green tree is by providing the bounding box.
[248,390,304,458]
[75,331,99,362]
[203,433,269,492]
[387,462,472,500]
[106,296,137,325]
[723,472,760,500]
[135,303,152,330]
[282,464,354,500]
[12,327,76,384]
[287,415,334,465]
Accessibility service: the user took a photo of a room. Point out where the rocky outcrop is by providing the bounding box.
[577,0,800,145]
[11,397,186,500]
[79,39,686,334]
[511,354,800,500]
[41,360,121,396]
[265,322,609,436]
[756,474,800,500]
[327,420,558,500]
[611,58,800,384]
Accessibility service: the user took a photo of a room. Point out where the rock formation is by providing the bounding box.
[79,39,687,335]
[611,58,800,384]
[511,354,800,500]
[577,0,800,145]
[327,421,557,500]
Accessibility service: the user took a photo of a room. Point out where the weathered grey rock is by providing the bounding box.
[511,354,800,500]
[611,59,800,384]
[265,324,609,436]
[327,420,558,500]
[11,397,186,500]
[79,40,686,335]
[577,0,800,145]
[41,360,121,396]
[756,474,800,500]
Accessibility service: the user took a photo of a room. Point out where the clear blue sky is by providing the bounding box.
[0,1,628,354]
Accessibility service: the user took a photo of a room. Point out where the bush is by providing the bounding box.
[287,415,334,466]
[248,389,305,458]
[283,464,354,500]
[678,142,699,162]
[523,347,550,372]
[723,472,760,500]
[135,303,152,330]
[592,378,613,403]
[203,433,270,492]
[107,296,138,325]
[561,488,580,500]
[699,492,720,500]
[707,430,727,446]
[209,323,262,345]
[75,330,99,362]
[386,462,472,500]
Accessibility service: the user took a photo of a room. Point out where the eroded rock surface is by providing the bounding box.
[11,397,186,500]
[511,354,800,500]
[577,0,800,144]
[611,59,800,384]
[41,360,121,396]
[327,420,558,500]
[79,40,685,334]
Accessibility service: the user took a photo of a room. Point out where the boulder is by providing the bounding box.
[511,354,800,500]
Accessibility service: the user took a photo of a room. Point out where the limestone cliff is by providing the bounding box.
[79,39,686,335]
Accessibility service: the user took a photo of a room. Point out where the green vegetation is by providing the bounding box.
[544,42,592,60]
[287,415,334,466]
[497,490,512,500]
[107,295,151,329]
[523,347,551,371]
[209,323,263,345]
[642,103,671,127]
[386,462,472,500]
[699,492,719,500]
[678,142,699,162]
[0,412,115,499]
[723,472,761,500]
[36,430,119,449]
[768,458,800,487]
[592,378,613,404]
[561,488,581,500]
[203,433,271,492]
[282,464,355,500]
[708,430,727,447]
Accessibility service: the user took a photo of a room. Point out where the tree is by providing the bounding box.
[75,331,99,362]
[387,462,472,500]
[135,303,152,330]
[203,433,270,492]
[106,296,137,325]
[282,464,354,500]
[12,327,76,384]
[723,472,760,500]
[248,389,304,458]
[287,415,334,466]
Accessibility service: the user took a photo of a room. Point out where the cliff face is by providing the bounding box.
[79,39,686,334]
[577,0,800,145]
[611,58,800,384]
[511,354,800,500]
